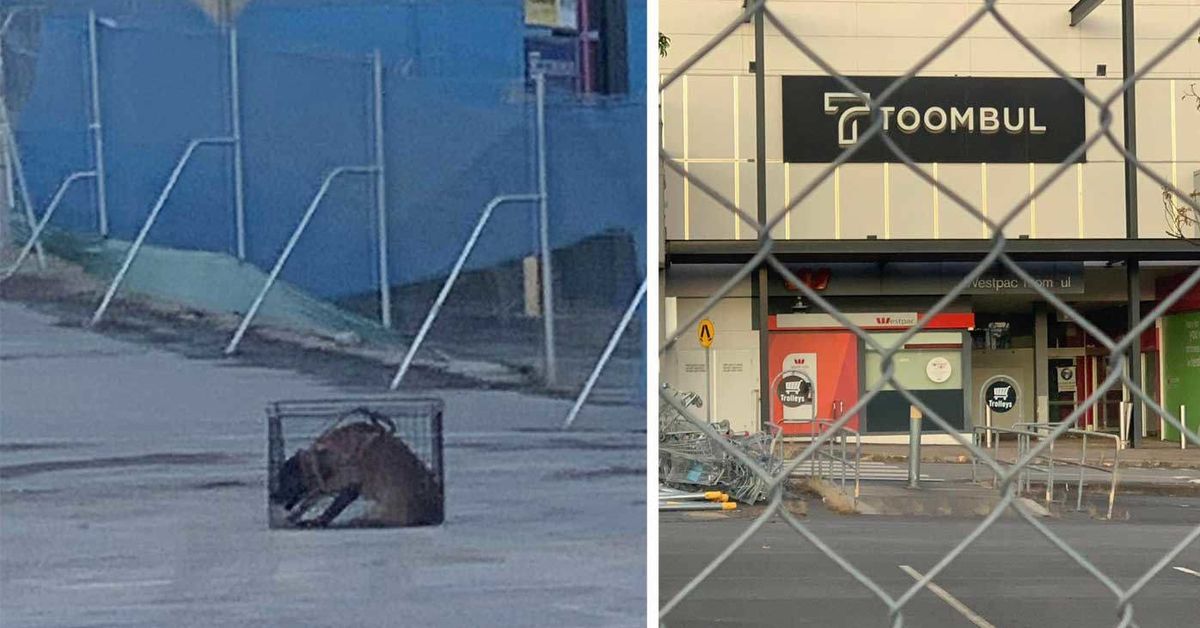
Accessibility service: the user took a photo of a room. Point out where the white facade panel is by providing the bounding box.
[659,0,1200,241]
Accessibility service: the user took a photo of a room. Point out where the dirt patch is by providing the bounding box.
[1,258,524,393]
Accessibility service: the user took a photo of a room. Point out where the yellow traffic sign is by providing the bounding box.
[698,319,715,348]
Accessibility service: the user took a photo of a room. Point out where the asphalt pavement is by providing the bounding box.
[661,497,1200,627]
[0,301,647,627]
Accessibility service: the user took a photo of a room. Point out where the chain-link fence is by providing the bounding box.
[659,1,1200,625]
[1,2,646,427]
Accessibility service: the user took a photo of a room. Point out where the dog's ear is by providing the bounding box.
[272,453,310,509]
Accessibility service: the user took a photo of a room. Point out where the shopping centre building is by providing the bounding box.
[658,0,1200,443]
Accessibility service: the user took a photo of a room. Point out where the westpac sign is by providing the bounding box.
[782,76,1087,164]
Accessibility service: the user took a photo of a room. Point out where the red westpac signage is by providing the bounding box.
[771,312,975,331]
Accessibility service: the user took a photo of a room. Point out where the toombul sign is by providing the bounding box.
[782,76,1086,163]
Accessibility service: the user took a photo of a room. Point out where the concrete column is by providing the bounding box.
[1034,303,1050,423]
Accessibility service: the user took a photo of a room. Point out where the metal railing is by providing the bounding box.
[659,1,1200,625]
[971,424,1120,520]
[780,418,862,500]
[1017,422,1122,519]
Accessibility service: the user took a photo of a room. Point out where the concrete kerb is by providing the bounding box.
[857,444,1200,470]
[794,476,1053,518]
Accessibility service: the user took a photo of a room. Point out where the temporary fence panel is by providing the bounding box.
[5,2,645,416]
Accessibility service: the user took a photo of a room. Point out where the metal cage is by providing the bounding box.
[266,396,445,529]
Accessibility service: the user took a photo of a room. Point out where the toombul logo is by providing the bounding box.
[823,92,1048,147]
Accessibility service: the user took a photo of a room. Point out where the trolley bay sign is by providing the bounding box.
[782,76,1087,163]
[984,377,1019,413]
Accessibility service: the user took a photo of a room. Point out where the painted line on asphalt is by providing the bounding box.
[1172,566,1200,578]
[899,565,996,628]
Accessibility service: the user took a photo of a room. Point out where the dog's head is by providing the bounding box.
[272,450,317,510]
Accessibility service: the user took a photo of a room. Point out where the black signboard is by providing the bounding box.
[782,76,1086,164]
[777,373,813,407]
[984,378,1018,414]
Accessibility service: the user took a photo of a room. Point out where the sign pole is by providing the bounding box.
[908,405,922,489]
[534,69,557,387]
[699,318,715,422]
[705,345,713,422]
[985,407,992,449]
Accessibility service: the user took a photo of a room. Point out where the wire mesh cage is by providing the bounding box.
[266,396,444,529]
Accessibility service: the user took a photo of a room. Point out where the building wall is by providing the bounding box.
[971,348,1037,430]
[659,0,1200,241]
[664,295,761,432]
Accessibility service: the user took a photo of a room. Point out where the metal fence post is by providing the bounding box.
[88,10,109,237]
[534,70,557,387]
[908,405,921,489]
[562,279,647,430]
[0,103,44,269]
[0,128,9,257]
[373,49,392,329]
[228,26,246,260]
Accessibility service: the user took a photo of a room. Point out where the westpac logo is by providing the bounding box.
[823,92,1048,147]
[872,314,918,326]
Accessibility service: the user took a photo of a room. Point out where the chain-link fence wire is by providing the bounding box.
[4,4,646,411]
[659,1,1200,625]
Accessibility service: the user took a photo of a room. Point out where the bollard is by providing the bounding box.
[1183,405,1188,451]
[908,405,922,489]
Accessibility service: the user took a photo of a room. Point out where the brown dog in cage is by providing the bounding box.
[270,408,442,528]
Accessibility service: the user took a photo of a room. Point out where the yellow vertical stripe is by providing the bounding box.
[682,76,690,240]
[883,162,891,239]
[732,77,740,239]
[932,162,940,239]
[1076,163,1084,238]
[785,163,792,239]
[834,166,842,239]
[1029,162,1037,238]
[981,163,988,238]
[1170,79,1178,188]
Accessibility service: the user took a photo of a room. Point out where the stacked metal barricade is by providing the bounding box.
[659,383,782,503]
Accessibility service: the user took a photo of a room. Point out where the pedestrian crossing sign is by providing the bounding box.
[698,319,715,348]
